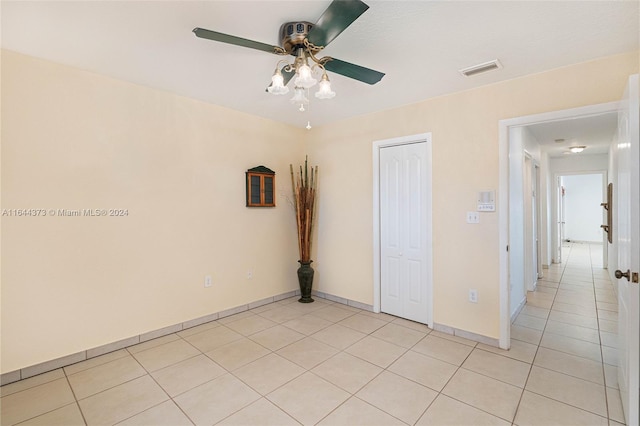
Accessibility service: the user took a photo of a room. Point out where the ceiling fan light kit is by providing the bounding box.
[193,0,384,125]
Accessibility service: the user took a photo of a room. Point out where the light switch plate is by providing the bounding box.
[467,212,480,224]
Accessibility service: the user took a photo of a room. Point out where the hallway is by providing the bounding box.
[511,242,624,424]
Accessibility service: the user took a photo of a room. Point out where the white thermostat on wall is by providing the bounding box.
[477,191,495,212]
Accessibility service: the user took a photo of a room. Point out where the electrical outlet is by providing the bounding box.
[247,270,253,280]
[466,212,480,224]
[469,289,478,303]
[204,275,212,288]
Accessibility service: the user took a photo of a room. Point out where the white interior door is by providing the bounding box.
[616,74,639,426]
[380,142,431,324]
[556,177,563,263]
[524,156,534,291]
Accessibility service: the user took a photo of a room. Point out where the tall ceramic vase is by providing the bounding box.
[297,260,314,303]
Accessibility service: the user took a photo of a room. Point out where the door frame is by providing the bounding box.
[498,101,618,349]
[372,133,433,327]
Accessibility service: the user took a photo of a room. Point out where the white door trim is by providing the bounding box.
[498,101,618,349]
[373,133,433,327]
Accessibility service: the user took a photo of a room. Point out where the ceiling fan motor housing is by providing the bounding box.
[280,22,314,55]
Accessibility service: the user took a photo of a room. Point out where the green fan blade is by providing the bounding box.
[282,67,295,86]
[324,58,384,85]
[193,28,282,54]
[307,0,369,47]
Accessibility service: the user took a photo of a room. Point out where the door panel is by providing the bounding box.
[380,142,430,324]
[616,74,639,426]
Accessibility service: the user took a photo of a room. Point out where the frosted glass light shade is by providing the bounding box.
[294,64,317,89]
[315,79,335,99]
[267,72,289,95]
[290,87,309,105]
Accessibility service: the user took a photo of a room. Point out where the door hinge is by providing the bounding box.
[506,245,509,252]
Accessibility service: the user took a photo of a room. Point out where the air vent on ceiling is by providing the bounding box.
[459,59,502,77]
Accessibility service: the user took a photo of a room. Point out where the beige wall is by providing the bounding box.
[306,51,639,339]
[1,50,305,373]
[1,49,638,374]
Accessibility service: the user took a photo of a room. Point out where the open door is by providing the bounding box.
[616,74,639,426]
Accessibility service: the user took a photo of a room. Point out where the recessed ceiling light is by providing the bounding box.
[569,146,586,153]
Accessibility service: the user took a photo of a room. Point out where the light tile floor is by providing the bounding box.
[1,243,625,425]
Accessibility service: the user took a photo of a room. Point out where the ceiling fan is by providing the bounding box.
[193,0,385,107]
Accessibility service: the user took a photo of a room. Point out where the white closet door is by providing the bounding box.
[380,142,430,324]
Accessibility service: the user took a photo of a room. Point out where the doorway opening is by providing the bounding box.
[554,172,608,269]
[498,101,619,348]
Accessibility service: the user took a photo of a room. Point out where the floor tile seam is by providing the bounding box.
[456,365,528,390]
[228,354,307,397]
[115,399,194,426]
[214,396,298,426]
[204,345,275,374]
[177,322,222,339]
[133,338,207,374]
[439,383,524,424]
[264,368,357,419]
[372,357,449,424]
[65,354,152,401]
[0,372,68,400]
[61,350,132,377]
[113,343,197,424]
[322,394,412,426]
[538,336,603,361]
[510,335,541,346]
[64,353,142,383]
[347,334,413,368]
[523,374,611,420]
[8,400,86,426]
[545,316,599,330]
[444,392,526,425]
[425,341,481,421]
[530,358,606,386]
[548,306,599,320]
[127,331,202,359]
[71,373,171,423]
[407,338,467,368]
[305,331,366,353]
[280,313,335,336]
[306,310,358,324]
[539,329,602,346]
[245,330,304,352]
[218,311,258,326]
[515,312,551,323]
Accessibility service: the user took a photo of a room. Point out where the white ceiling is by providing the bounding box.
[526,112,618,158]
[2,1,638,129]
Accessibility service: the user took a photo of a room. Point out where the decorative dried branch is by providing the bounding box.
[290,156,318,263]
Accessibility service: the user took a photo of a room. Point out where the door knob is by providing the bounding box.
[615,269,630,281]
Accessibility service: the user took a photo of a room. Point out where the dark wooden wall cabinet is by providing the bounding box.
[246,166,275,207]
